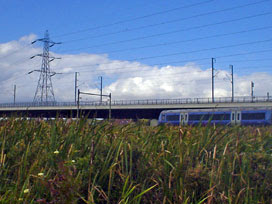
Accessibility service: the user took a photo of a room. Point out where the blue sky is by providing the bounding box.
[0,0,272,102]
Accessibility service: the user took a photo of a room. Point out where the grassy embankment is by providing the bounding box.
[0,118,272,203]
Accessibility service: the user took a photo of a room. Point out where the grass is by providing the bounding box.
[0,118,272,203]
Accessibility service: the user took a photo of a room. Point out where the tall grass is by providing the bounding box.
[0,118,272,203]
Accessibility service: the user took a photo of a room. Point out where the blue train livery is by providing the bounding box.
[158,108,272,126]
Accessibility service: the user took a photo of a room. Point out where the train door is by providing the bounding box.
[231,111,236,125]
[231,111,241,125]
[180,113,188,125]
[184,113,188,125]
[236,111,241,125]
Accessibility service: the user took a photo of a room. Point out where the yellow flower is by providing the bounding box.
[71,160,75,163]
[38,172,44,177]
[54,150,59,154]
[23,189,29,194]
[19,198,23,201]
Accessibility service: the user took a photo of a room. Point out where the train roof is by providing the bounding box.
[160,107,272,114]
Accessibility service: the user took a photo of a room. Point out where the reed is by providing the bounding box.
[0,118,271,203]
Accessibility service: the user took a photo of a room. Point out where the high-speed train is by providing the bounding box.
[158,108,272,125]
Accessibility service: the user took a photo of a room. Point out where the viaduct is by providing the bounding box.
[0,96,272,119]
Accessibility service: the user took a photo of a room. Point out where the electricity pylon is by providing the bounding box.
[30,30,61,103]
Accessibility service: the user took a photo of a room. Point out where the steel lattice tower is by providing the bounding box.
[31,30,60,103]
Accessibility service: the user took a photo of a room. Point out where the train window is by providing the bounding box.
[189,113,230,121]
[189,114,213,121]
[242,112,265,120]
[189,114,208,121]
[211,114,230,120]
[166,115,180,121]
[237,113,240,121]
[185,114,188,121]
[232,113,235,121]
[161,114,165,121]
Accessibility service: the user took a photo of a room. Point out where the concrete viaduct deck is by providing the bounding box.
[0,96,271,119]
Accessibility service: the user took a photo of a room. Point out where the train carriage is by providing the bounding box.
[187,110,231,125]
[240,109,271,125]
[158,108,272,126]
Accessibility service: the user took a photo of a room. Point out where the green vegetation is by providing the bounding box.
[0,118,272,203]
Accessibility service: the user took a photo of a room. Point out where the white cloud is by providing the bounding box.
[19,34,37,43]
[0,34,272,103]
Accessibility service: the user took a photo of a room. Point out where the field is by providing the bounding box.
[0,118,272,203]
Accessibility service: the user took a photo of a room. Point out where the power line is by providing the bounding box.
[183,62,272,69]
[82,65,272,84]
[10,61,272,88]
[58,64,272,88]
[13,48,271,87]
[58,71,209,86]
[216,58,272,63]
[55,38,272,73]
[4,5,268,74]
[54,48,272,73]
[5,16,271,87]
[0,57,40,71]
[62,0,271,44]
[36,66,210,88]
[121,38,272,61]
[52,0,214,38]
[61,11,272,53]
[50,69,208,86]
[0,43,34,60]
[50,51,272,79]
[91,26,272,54]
